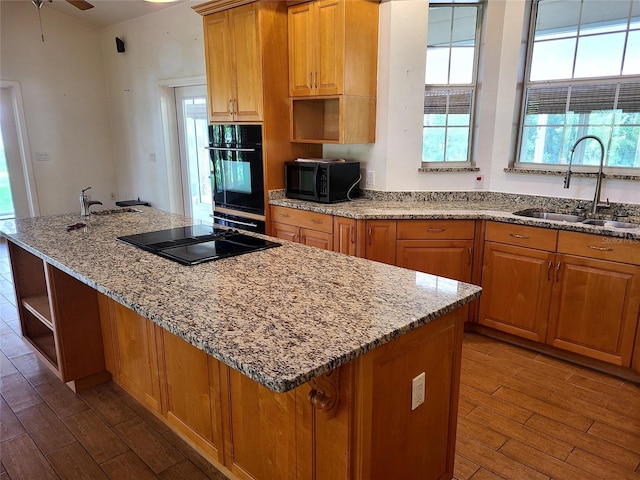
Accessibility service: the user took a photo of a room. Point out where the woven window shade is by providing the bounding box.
[617,82,640,113]
[424,89,473,114]
[568,84,617,113]
[525,86,569,115]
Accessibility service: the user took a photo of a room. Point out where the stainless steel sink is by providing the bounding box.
[581,219,640,229]
[513,209,586,223]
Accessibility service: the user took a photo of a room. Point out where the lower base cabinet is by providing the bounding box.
[98,294,464,480]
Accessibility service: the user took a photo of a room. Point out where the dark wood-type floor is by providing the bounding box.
[1,239,639,479]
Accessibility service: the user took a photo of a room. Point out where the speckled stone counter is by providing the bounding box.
[0,207,481,393]
[269,191,640,240]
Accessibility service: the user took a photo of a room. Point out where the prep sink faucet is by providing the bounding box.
[80,187,102,216]
[563,135,609,215]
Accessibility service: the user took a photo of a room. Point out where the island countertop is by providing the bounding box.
[1,207,481,393]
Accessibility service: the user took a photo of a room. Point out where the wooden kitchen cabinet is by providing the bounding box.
[333,216,358,256]
[547,232,640,367]
[396,220,475,282]
[478,223,640,368]
[9,242,106,391]
[270,205,334,250]
[202,2,263,122]
[98,296,162,413]
[157,329,225,465]
[362,219,397,265]
[288,0,378,143]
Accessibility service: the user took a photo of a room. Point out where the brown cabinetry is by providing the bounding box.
[396,220,475,282]
[9,242,106,391]
[288,0,378,143]
[478,222,640,367]
[270,205,334,250]
[333,216,358,256]
[362,219,397,265]
[202,3,263,122]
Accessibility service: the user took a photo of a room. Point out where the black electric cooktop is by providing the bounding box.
[117,225,279,266]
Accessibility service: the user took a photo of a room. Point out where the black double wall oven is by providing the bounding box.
[208,124,266,233]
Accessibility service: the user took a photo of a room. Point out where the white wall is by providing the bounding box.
[0,2,117,215]
[100,1,205,212]
[326,0,639,204]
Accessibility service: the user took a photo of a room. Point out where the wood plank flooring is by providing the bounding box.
[1,239,639,479]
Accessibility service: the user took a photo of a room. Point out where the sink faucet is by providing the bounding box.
[563,135,609,215]
[80,187,103,216]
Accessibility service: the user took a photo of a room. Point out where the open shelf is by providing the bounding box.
[22,308,58,368]
[22,295,54,331]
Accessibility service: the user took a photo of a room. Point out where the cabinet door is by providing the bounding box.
[300,227,333,251]
[548,255,640,367]
[478,242,554,343]
[203,12,234,122]
[229,3,263,121]
[314,0,344,96]
[333,216,357,256]
[158,329,224,463]
[364,220,396,265]
[271,222,299,243]
[222,368,297,480]
[396,240,473,282]
[112,302,162,413]
[288,2,315,97]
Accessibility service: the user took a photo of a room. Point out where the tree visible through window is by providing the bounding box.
[423,2,482,164]
[518,0,640,169]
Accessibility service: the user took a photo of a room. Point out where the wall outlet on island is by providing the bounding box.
[411,372,426,410]
[365,170,375,188]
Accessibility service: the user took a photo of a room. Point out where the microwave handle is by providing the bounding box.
[313,163,321,202]
[212,215,258,229]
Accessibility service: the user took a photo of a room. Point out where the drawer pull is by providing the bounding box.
[308,219,321,224]
[278,213,290,218]
[588,245,614,252]
[427,228,446,233]
[509,233,530,239]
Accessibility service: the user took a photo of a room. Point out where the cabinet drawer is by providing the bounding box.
[270,206,333,234]
[557,231,640,265]
[485,221,557,251]
[397,220,475,240]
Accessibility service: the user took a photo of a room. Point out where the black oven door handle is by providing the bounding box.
[212,215,258,229]
[205,146,257,152]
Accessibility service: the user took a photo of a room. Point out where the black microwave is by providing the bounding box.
[285,160,361,203]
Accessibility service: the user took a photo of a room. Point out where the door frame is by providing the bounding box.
[0,80,40,217]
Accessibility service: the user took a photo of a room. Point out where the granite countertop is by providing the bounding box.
[269,193,640,240]
[0,207,481,393]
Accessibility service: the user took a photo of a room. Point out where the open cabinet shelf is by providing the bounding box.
[22,295,54,331]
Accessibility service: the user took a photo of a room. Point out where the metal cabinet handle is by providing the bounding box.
[468,247,472,266]
[588,245,614,252]
[555,262,561,282]
[350,228,355,244]
[228,99,233,115]
[547,260,552,281]
[278,213,290,218]
[308,219,321,224]
[427,228,446,233]
[509,233,530,239]
[314,71,318,89]
[368,227,373,246]
[232,98,237,115]
[309,72,314,89]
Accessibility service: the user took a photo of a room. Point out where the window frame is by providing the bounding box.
[514,0,640,174]
[422,1,484,168]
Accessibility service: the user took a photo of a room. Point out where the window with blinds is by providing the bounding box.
[423,3,482,165]
[517,0,640,169]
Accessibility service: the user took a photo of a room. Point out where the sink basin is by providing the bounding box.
[91,208,141,216]
[581,219,640,229]
[513,209,585,223]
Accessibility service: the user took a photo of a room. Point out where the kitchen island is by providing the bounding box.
[2,207,481,480]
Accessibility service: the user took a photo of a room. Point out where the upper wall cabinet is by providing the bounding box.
[201,2,263,122]
[288,0,379,144]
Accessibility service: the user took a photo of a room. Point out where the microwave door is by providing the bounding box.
[312,163,320,201]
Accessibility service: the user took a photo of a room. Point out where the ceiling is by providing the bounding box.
[37,0,182,28]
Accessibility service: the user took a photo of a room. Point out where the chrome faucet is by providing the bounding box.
[564,135,609,215]
[80,187,102,216]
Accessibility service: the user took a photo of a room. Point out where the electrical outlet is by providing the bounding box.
[474,175,484,190]
[110,192,116,200]
[411,372,426,410]
[149,153,156,163]
[34,152,50,162]
[366,170,375,188]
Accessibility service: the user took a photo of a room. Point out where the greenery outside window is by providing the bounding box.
[517,0,640,170]
[423,2,482,165]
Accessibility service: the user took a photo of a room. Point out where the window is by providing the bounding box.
[517,0,640,169]
[423,2,483,165]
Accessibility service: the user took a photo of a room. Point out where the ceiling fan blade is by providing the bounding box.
[66,0,94,10]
